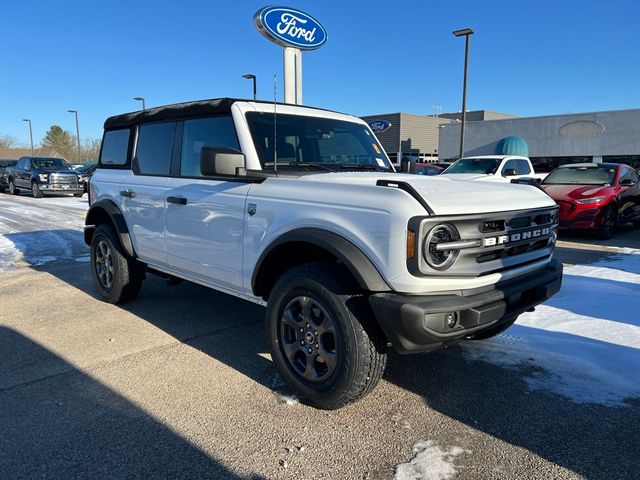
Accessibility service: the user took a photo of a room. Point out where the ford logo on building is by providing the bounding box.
[368,120,392,133]
[254,6,327,50]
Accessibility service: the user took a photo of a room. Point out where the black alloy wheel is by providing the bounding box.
[279,296,338,383]
[94,239,115,291]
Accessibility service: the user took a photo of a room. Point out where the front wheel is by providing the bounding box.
[31,181,43,198]
[596,205,616,240]
[266,263,387,410]
[91,224,144,304]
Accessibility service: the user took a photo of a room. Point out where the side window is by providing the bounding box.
[515,159,531,175]
[17,158,24,169]
[100,129,130,166]
[620,167,637,184]
[180,116,239,177]
[136,122,176,176]
[502,160,516,174]
[24,159,31,171]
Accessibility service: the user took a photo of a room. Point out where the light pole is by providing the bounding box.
[22,119,34,155]
[133,96,146,110]
[242,74,257,100]
[453,27,474,159]
[68,110,82,162]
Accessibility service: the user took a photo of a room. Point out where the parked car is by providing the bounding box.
[541,163,640,239]
[415,163,444,176]
[85,97,562,409]
[0,159,18,193]
[75,163,97,192]
[442,155,545,182]
[8,156,84,198]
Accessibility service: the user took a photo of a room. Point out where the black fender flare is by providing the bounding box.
[84,199,136,258]
[251,227,391,296]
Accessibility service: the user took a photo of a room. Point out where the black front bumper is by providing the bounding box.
[369,259,563,354]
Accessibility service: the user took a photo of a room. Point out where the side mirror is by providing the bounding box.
[200,147,245,177]
[503,168,517,177]
[620,178,634,187]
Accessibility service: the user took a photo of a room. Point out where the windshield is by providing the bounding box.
[0,160,17,168]
[32,158,71,170]
[444,158,500,175]
[246,112,392,171]
[542,166,617,186]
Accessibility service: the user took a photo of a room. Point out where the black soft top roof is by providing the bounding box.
[104,97,341,130]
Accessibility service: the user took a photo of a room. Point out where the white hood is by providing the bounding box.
[298,172,555,215]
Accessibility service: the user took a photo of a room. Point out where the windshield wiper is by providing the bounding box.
[287,161,335,172]
[338,163,388,171]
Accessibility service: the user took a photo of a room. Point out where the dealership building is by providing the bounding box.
[362,108,640,172]
[438,108,640,172]
[361,110,517,164]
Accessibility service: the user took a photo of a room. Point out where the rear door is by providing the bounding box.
[119,122,177,266]
[164,116,250,289]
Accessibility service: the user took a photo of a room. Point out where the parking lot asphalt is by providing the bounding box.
[1,193,639,480]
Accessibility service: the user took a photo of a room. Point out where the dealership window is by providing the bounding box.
[530,156,592,173]
[135,122,176,176]
[603,155,640,170]
[180,116,239,177]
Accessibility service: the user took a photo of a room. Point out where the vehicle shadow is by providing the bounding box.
[383,340,640,480]
[0,326,262,479]
[558,225,640,249]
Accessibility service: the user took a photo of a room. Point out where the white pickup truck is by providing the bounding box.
[442,155,546,183]
[85,99,562,409]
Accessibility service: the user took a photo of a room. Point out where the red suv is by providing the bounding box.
[541,163,640,239]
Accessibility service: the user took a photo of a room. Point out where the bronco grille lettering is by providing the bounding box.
[483,227,550,247]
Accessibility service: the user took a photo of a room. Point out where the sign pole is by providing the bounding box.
[283,46,302,104]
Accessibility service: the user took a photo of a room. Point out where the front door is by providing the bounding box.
[164,116,249,289]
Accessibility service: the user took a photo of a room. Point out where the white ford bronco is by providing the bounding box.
[85,98,563,409]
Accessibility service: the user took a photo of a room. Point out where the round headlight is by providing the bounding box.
[424,224,460,270]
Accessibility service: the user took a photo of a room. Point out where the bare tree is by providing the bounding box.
[81,138,101,163]
[0,134,16,149]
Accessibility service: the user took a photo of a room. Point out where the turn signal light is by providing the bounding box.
[407,229,416,259]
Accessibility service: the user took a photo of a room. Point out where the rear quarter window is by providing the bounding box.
[100,129,131,167]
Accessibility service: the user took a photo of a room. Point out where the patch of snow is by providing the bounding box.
[74,255,91,263]
[394,440,466,480]
[275,392,300,405]
[463,251,640,406]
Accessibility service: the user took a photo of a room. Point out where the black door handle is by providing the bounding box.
[167,196,187,205]
[120,189,136,198]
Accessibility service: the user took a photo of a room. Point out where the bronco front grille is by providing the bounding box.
[407,206,559,277]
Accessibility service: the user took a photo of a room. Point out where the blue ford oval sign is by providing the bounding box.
[254,6,327,50]
[368,120,392,133]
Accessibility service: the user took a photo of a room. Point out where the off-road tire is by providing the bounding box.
[9,180,19,195]
[471,318,517,340]
[266,262,387,410]
[596,205,616,240]
[31,181,43,198]
[91,223,144,304]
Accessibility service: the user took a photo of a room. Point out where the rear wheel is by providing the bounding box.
[91,224,144,304]
[9,180,19,195]
[266,263,387,410]
[596,205,616,240]
[31,181,43,198]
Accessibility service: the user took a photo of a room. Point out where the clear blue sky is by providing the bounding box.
[2,0,639,146]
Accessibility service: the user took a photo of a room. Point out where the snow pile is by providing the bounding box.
[394,440,466,480]
[463,250,640,406]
